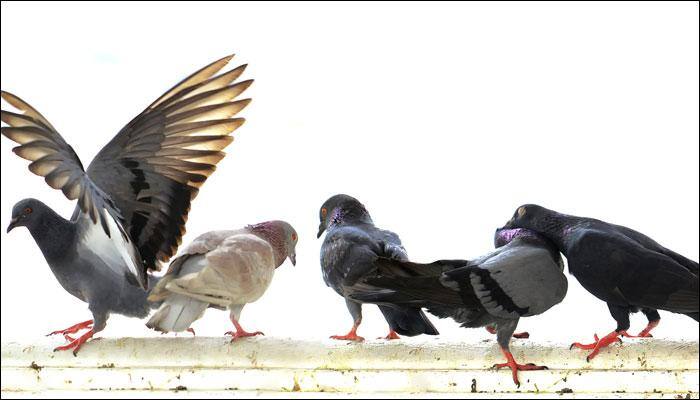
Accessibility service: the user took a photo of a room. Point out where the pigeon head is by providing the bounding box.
[7,198,47,233]
[317,194,373,238]
[247,220,298,267]
[501,204,551,231]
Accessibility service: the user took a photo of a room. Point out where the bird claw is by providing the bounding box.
[225,330,264,342]
[571,331,622,361]
[52,329,95,356]
[47,320,93,337]
[512,332,530,339]
[620,330,653,339]
[330,334,365,342]
[377,331,401,340]
[493,360,549,387]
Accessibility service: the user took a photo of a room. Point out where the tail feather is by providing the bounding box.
[373,257,469,278]
[379,305,439,336]
[146,293,208,333]
[348,257,472,308]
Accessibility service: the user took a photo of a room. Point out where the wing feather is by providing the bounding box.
[1,91,147,288]
[86,55,252,272]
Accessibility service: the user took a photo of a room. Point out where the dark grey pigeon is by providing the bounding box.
[2,55,252,354]
[349,228,567,387]
[317,194,439,341]
[502,204,698,361]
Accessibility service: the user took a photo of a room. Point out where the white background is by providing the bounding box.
[1,2,698,345]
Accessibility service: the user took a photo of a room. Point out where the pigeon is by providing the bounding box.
[317,194,439,341]
[2,54,252,354]
[146,221,297,340]
[502,204,699,361]
[348,227,567,387]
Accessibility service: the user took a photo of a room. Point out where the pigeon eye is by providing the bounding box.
[517,207,526,218]
[321,208,327,218]
[24,207,33,215]
[291,233,298,241]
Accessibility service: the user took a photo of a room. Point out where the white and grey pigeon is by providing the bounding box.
[146,221,298,340]
[1,54,252,354]
[348,227,567,387]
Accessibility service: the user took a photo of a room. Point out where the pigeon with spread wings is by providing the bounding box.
[2,55,252,354]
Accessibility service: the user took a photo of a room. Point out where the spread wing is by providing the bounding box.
[86,54,252,273]
[0,91,145,287]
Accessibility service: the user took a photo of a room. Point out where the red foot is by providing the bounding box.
[225,329,264,341]
[225,319,263,342]
[621,320,658,338]
[377,330,401,340]
[330,325,365,342]
[53,329,95,356]
[485,327,530,339]
[570,331,623,361]
[493,348,548,387]
[187,328,196,336]
[47,320,93,337]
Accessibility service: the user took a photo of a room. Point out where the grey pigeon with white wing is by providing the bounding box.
[146,221,298,340]
[2,55,252,354]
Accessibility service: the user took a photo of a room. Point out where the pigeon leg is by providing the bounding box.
[621,319,659,338]
[623,309,660,338]
[187,328,196,336]
[636,318,659,338]
[332,300,365,341]
[53,329,95,356]
[570,331,623,361]
[47,319,93,337]
[378,330,401,340]
[571,304,629,361]
[225,318,264,342]
[330,319,365,342]
[52,309,105,355]
[492,346,548,387]
[486,325,529,339]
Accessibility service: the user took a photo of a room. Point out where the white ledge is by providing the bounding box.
[2,337,698,398]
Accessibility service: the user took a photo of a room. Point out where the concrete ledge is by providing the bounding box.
[2,337,698,398]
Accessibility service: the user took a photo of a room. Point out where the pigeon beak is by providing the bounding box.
[6,217,19,233]
[317,223,326,239]
[289,252,297,266]
[502,217,515,229]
